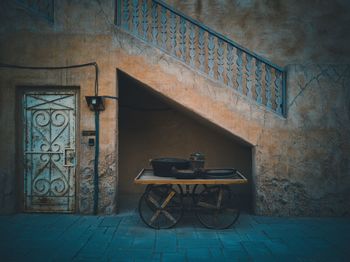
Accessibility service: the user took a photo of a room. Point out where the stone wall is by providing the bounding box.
[0,0,349,216]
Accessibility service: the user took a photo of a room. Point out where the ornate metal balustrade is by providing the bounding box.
[115,0,287,117]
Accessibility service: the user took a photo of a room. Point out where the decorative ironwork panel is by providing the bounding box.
[274,70,283,114]
[116,0,286,116]
[189,24,196,67]
[15,0,54,23]
[198,29,205,72]
[265,65,272,109]
[23,91,76,212]
[169,12,177,56]
[255,60,262,104]
[217,39,224,82]
[236,49,243,93]
[160,6,167,50]
[151,2,159,45]
[245,54,253,98]
[141,0,149,40]
[132,0,140,35]
[179,17,187,62]
[226,44,234,87]
[122,0,130,30]
[208,34,215,79]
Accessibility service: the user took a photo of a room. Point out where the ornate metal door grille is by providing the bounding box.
[23,91,76,212]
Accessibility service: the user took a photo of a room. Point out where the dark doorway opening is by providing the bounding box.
[118,70,253,214]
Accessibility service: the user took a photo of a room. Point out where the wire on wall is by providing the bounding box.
[0,62,99,96]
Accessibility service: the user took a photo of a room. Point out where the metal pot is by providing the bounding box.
[150,158,191,177]
[189,152,205,170]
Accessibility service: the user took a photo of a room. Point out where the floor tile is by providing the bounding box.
[0,212,349,261]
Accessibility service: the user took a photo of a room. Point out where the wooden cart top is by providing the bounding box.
[134,168,248,185]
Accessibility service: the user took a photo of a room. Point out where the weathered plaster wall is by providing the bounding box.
[159,0,350,215]
[0,62,118,214]
[165,0,350,65]
[0,0,349,216]
[257,64,350,215]
[0,0,119,214]
[114,39,350,216]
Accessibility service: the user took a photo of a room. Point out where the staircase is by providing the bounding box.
[115,0,286,117]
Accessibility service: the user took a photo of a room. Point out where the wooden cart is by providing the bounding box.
[134,168,248,229]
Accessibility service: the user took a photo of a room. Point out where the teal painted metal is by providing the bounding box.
[255,60,262,104]
[217,39,224,82]
[282,71,288,117]
[161,6,167,49]
[170,12,177,56]
[226,44,234,88]
[245,55,253,98]
[265,65,272,110]
[151,2,158,44]
[198,29,205,72]
[122,0,130,30]
[236,49,243,94]
[93,110,100,215]
[116,0,122,25]
[179,17,187,61]
[115,0,287,117]
[132,0,140,34]
[208,34,215,78]
[274,70,283,115]
[141,0,148,39]
[189,24,196,67]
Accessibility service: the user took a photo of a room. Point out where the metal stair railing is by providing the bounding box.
[115,0,287,117]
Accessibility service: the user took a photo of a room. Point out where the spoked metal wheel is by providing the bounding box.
[195,185,240,229]
[191,184,208,204]
[138,185,184,229]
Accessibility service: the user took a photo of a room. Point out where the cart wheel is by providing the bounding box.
[191,184,208,204]
[174,184,184,196]
[195,185,240,229]
[138,185,184,229]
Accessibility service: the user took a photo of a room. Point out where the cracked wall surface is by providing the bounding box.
[0,0,349,216]
[254,64,350,216]
[165,0,350,66]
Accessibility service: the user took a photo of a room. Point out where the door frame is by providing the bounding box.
[16,86,80,213]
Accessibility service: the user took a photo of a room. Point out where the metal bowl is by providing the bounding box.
[150,158,191,177]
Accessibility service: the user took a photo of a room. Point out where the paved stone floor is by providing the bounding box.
[0,211,349,261]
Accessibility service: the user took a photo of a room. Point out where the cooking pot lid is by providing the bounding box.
[204,169,237,178]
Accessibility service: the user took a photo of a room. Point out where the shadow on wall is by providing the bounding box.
[0,169,5,210]
[0,169,13,213]
[117,70,253,212]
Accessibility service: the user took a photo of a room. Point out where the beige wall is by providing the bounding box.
[0,0,349,216]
